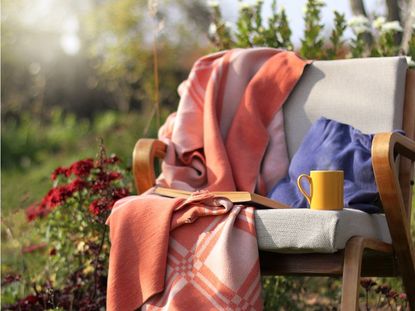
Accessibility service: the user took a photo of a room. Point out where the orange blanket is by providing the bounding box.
[106,49,309,310]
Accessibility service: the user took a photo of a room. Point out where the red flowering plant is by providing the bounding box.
[2,142,133,310]
[360,278,409,310]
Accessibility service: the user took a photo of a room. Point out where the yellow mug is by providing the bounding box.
[296,170,344,210]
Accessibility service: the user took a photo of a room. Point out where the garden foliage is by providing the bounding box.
[2,0,415,309]
[207,0,415,63]
[3,143,133,310]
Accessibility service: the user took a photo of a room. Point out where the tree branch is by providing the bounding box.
[401,0,415,53]
[386,0,403,44]
[349,0,368,16]
[349,0,373,45]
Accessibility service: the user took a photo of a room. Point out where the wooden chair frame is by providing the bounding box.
[132,70,415,310]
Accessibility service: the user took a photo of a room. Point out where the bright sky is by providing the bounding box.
[9,0,389,55]
[220,0,386,45]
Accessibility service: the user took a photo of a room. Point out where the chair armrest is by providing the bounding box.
[372,132,415,296]
[132,139,167,194]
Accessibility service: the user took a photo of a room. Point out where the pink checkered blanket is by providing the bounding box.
[107,48,309,310]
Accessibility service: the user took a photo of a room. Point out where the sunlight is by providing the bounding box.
[60,33,81,55]
[60,16,81,55]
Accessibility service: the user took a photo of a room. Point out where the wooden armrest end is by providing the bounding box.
[372,132,415,297]
[132,139,167,194]
[372,132,415,215]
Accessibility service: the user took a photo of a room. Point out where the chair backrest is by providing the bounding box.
[283,56,414,215]
[283,56,408,158]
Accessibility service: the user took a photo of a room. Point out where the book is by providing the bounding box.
[153,186,290,209]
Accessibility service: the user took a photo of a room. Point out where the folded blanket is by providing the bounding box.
[106,48,309,311]
[157,48,309,195]
[268,117,381,213]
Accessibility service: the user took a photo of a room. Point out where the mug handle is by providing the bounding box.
[297,174,312,206]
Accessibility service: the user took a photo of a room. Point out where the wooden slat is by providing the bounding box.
[399,69,415,215]
[259,251,344,276]
[260,238,395,276]
[402,69,415,146]
[259,251,398,277]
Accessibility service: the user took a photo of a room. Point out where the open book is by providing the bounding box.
[153,186,290,209]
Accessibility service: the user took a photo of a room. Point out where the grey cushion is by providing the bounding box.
[255,208,392,253]
[258,57,405,253]
[283,56,408,158]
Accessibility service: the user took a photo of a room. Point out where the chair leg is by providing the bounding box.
[340,237,394,311]
[341,237,364,311]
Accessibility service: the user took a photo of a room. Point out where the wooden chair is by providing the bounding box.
[132,57,415,310]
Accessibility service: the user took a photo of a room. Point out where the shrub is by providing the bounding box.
[207,0,415,64]
[1,142,133,310]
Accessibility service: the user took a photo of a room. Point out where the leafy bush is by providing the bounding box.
[1,108,163,172]
[207,0,415,64]
[2,109,89,171]
[1,144,133,310]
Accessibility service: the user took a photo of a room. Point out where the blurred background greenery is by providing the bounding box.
[2,0,211,213]
[2,0,213,306]
[2,0,415,309]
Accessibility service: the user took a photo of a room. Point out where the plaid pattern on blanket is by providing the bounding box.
[106,49,309,310]
[143,193,262,310]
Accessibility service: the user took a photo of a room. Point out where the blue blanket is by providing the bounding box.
[268,117,381,213]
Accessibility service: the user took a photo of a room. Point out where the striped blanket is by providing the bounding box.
[107,48,309,310]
